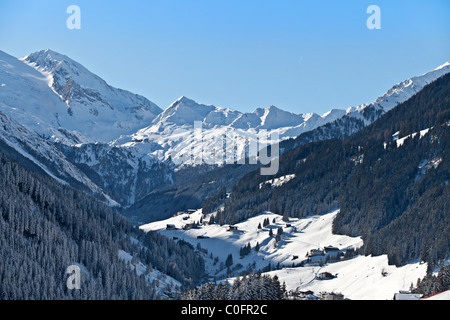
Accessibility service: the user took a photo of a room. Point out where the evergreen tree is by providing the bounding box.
[225,254,233,268]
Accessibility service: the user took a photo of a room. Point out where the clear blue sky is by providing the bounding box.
[1,0,449,114]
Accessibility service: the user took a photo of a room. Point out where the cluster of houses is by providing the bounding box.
[167,209,201,231]
[292,245,352,268]
[289,289,449,300]
[300,246,342,266]
[290,289,450,300]
[166,222,202,231]
[167,208,240,235]
[174,209,197,216]
[286,244,350,270]
[306,246,340,257]
[316,272,337,280]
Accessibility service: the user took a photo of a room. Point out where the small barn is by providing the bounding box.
[321,292,344,300]
[307,249,324,257]
[183,223,200,230]
[324,246,339,253]
[317,272,336,280]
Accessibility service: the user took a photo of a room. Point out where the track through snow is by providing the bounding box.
[141,209,428,300]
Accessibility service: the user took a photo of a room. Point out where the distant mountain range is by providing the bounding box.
[1,48,449,211]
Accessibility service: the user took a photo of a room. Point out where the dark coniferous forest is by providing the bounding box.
[0,147,205,299]
[182,273,286,300]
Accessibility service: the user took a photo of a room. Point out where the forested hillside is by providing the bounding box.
[205,73,450,268]
[0,147,205,299]
[182,273,286,300]
[125,163,261,224]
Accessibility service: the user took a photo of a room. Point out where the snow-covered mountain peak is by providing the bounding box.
[0,50,76,141]
[152,96,217,127]
[24,49,78,70]
[266,104,280,111]
[321,108,345,119]
[259,105,308,130]
[16,49,163,143]
[22,49,107,92]
[173,95,198,106]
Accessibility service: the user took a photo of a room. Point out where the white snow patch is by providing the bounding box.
[141,210,362,284]
[266,255,427,300]
[396,128,431,148]
[259,174,296,189]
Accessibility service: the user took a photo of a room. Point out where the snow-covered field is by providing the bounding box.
[140,209,428,300]
[259,174,296,189]
[265,255,426,300]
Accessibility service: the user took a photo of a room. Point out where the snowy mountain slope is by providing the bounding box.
[275,61,450,163]
[0,109,118,205]
[0,50,86,144]
[146,96,342,133]
[116,61,450,168]
[345,61,450,123]
[0,49,167,205]
[140,208,428,300]
[149,96,239,130]
[22,49,163,143]
[141,209,362,277]
[114,97,347,167]
[57,141,174,206]
[2,47,449,159]
[267,255,427,300]
[0,49,162,145]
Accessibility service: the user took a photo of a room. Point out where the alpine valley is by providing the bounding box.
[0,48,449,300]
